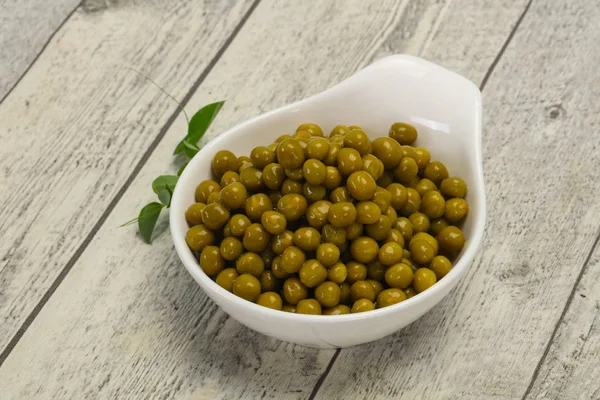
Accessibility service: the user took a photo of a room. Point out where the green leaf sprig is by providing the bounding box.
[121,68,224,243]
[174,101,224,155]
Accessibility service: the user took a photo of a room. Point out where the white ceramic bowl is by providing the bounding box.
[170,54,485,348]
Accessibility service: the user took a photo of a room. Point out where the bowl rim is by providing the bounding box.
[170,54,486,323]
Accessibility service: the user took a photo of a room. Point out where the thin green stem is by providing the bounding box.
[119,207,163,228]
[125,66,190,124]
[119,217,140,228]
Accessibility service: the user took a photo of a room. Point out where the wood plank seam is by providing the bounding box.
[479,0,534,91]
[308,349,341,400]
[306,0,538,396]
[521,227,600,400]
[0,0,83,105]
[0,0,262,368]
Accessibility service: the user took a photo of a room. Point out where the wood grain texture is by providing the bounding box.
[0,0,255,353]
[0,0,80,101]
[0,0,533,399]
[314,1,600,399]
[525,247,600,400]
[521,5,600,391]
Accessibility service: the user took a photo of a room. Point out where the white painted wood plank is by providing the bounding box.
[524,255,600,399]
[0,0,532,398]
[0,0,255,352]
[314,1,600,399]
[0,0,80,100]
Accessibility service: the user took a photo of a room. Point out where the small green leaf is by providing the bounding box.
[158,189,171,206]
[158,184,175,207]
[138,202,165,244]
[177,162,189,176]
[152,175,178,195]
[182,139,199,158]
[174,101,224,154]
[188,101,224,142]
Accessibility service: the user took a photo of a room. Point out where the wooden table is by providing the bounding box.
[1,0,599,398]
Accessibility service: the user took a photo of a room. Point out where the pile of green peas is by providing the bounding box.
[185,122,468,315]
